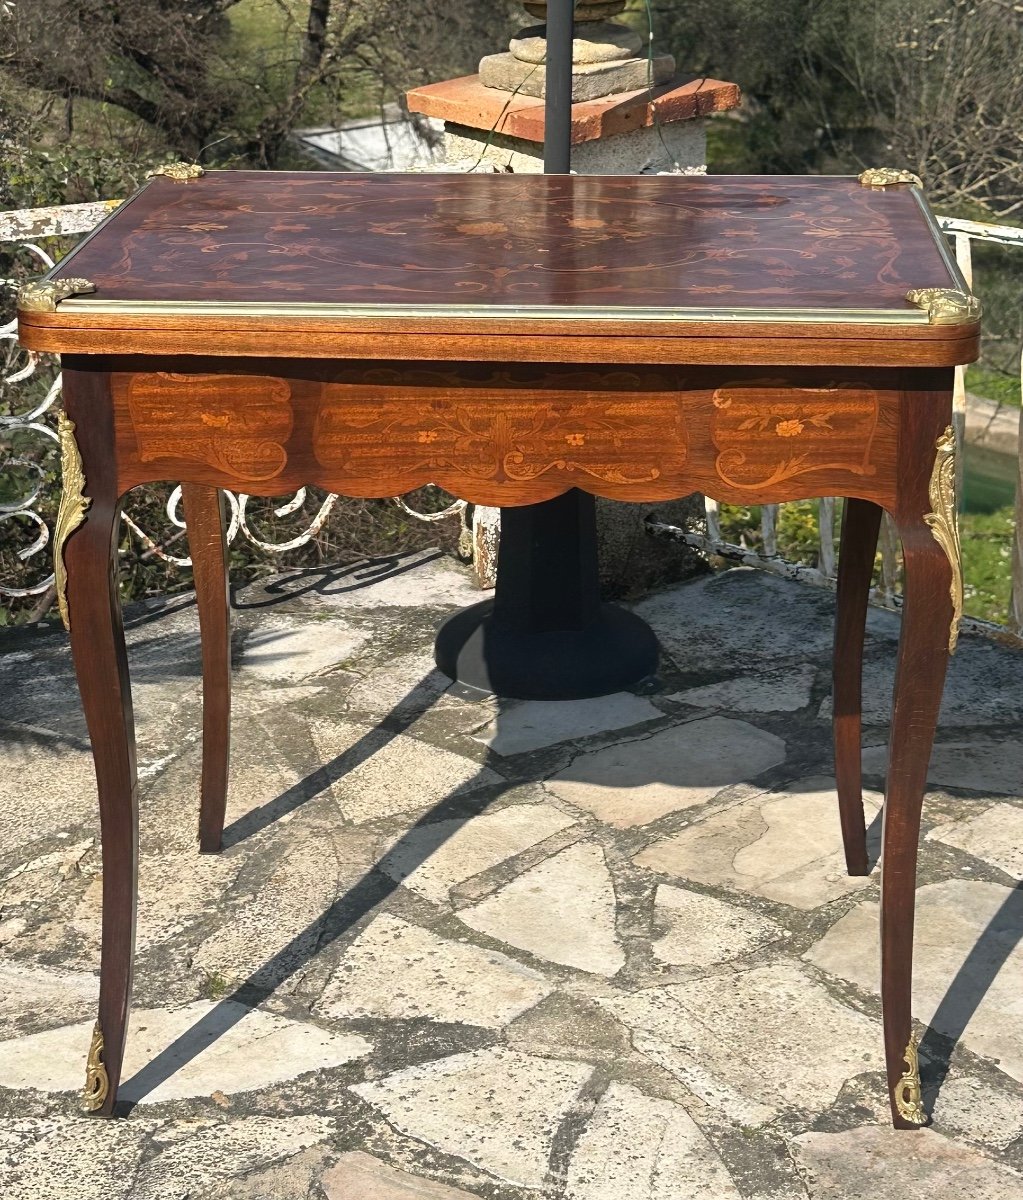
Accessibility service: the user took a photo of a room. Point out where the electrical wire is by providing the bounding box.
[644,0,683,171]
[468,62,543,172]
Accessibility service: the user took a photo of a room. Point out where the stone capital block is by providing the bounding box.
[479,51,675,103]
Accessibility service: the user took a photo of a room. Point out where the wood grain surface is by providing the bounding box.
[102,358,903,508]
[18,173,979,363]
[16,319,979,365]
[833,496,884,877]
[179,483,231,854]
[45,173,958,309]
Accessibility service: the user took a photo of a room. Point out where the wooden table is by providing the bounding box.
[18,167,979,1127]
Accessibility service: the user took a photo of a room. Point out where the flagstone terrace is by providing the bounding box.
[0,555,1021,1198]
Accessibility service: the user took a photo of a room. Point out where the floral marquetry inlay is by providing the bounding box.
[42,173,964,316]
[312,371,688,497]
[127,374,293,482]
[113,367,903,511]
[711,382,881,491]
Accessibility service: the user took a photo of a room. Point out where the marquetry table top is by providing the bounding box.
[17,171,979,365]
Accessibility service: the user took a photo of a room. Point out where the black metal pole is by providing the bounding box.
[543,0,574,174]
[433,0,659,699]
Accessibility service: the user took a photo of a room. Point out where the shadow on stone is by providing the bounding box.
[220,675,455,848]
[120,667,515,1110]
[232,549,445,610]
[920,883,1023,1116]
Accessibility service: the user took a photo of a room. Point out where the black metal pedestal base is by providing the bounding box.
[433,489,659,701]
[435,597,659,701]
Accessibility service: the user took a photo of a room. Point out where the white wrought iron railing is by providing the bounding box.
[2,202,1021,637]
[0,200,476,616]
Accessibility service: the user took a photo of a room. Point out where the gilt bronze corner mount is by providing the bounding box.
[146,162,205,181]
[17,278,96,313]
[858,167,923,188]
[905,287,981,326]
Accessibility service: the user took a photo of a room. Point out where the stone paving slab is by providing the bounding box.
[599,961,884,1126]
[790,1126,1023,1198]
[1,557,1021,1198]
[565,1081,742,1199]
[236,615,370,683]
[308,717,504,823]
[378,797,577,906]
[670,663,817,714]
[927,802,1023,878]
[649,884,789,968]
[460,843,625,976]
[805,879,1023,1082]
[862,738,1023,796]
[353,1047,594,1189]
[316,913,553,1026]
[471,694,663,756]
[546,717,787,829]
[1,1001,371,1103]
[322,1151,483,1199]
[634,776,882,910]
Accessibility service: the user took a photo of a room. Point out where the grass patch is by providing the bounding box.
[229,0,299,44]
[203,971,232,1000]
[966,364,1021,409]
[226,0,380,128]
[961,506,1016,624]
[718,498,1016,626]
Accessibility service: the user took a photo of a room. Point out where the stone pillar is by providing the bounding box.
[405,4,741,595]
[479,1,675,103]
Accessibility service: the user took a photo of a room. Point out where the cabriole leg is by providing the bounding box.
[59,367,138,1117]
[881,423,961,1129]
[181,484,231,853]
[833,497,882,876]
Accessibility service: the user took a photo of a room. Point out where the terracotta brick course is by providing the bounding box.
[405,73,741,146]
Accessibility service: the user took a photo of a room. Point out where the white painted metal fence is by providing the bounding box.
[0,201,475,614]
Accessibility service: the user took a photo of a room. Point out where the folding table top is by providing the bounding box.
[17,170,979,365]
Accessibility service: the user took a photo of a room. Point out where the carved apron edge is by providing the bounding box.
[54,411,92,632]
[82,1020,110,1113]
[923,425,964,654]
[894,1031,927,1125]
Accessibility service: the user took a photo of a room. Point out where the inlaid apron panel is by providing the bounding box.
[112,364,900,508]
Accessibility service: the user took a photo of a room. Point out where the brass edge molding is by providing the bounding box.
[146,162,204,181]
[54,411,92,633]
[905,287,982,326]
[908,190,974,297]
[54,299,933,326]
[17,277,96,313]
[894,1032,926,1125]
[858,167,923,188]
[82,1021,109,1113]
[924,424,964,654]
